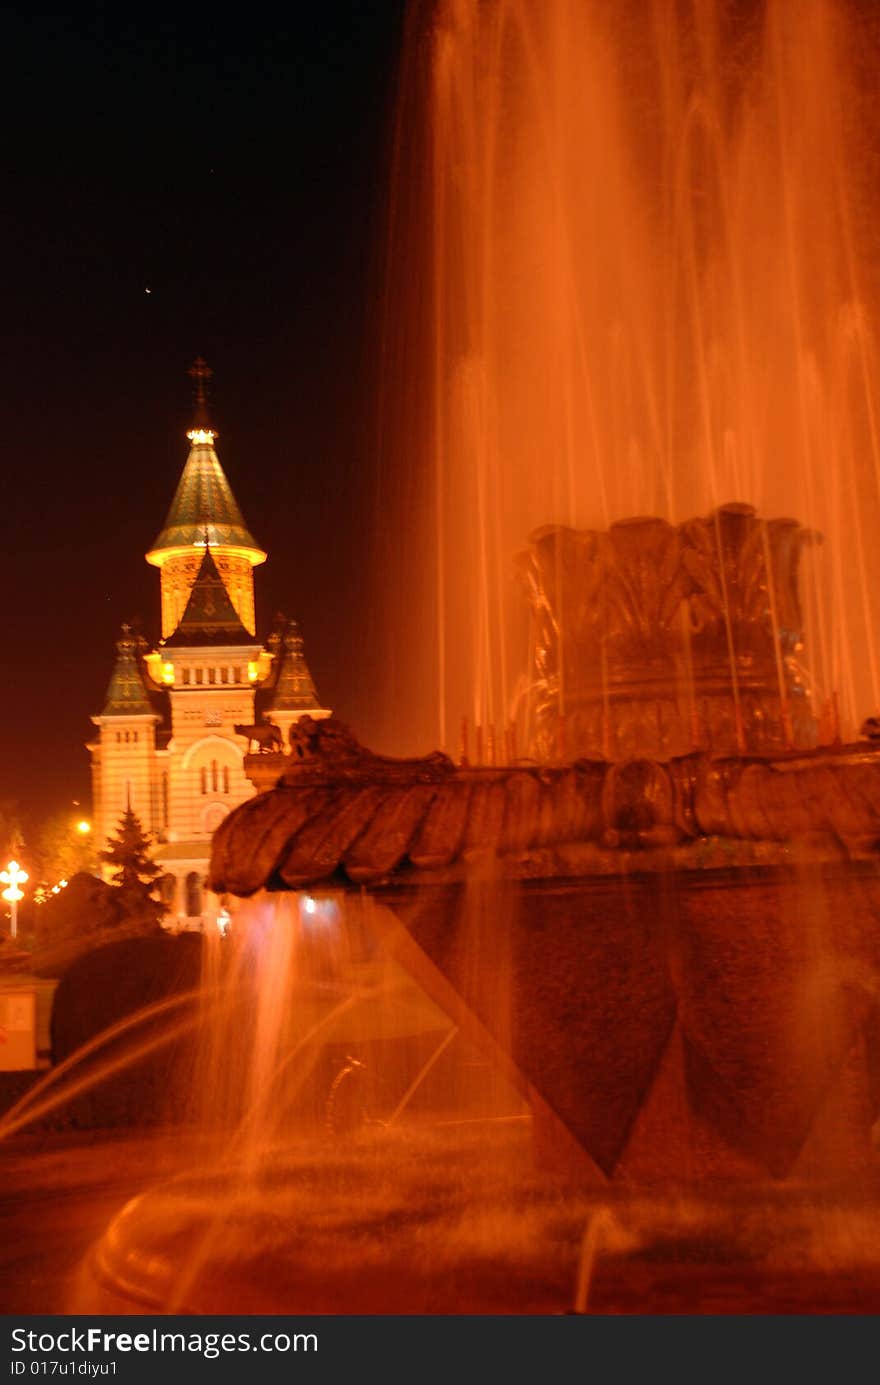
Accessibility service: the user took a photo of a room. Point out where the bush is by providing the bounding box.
[48,934,203,1128]
[28,872,164,978]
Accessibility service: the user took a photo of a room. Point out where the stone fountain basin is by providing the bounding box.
[210,733,880,1183]
[77,1122,880,1314]
[365,860,880,1183]
[82,1122,571,1314]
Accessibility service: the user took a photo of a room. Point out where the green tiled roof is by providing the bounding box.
[148,437,264,556]
[164,547,258,648]
[267,621,323,712]
[100,627,154,717]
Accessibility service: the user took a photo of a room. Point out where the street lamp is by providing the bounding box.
[0,860,28,941]
[76,820,91,835]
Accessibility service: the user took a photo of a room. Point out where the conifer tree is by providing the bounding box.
[99,808,165,924]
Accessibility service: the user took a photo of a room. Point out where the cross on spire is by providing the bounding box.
[187,356,216,437]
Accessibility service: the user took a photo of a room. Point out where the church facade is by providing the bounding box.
[88,361,329,926]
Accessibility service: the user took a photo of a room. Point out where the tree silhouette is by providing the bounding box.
[31,810,97,884]
[99,808,165,926]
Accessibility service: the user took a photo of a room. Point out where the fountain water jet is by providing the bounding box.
[369,0,880,761]
[197,0,880,1271]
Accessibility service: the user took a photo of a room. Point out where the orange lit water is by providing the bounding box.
[372,0,880,758]
[2,887,878,1312]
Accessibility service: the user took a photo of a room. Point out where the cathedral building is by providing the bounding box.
[88,360,330,926]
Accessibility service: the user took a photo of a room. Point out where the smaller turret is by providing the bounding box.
[90,625,162,858]
[99,624,154,717]
[259,616,331,748]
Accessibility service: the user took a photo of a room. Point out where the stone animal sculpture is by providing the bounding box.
[860,715,880,741]
[286,715,453,781]
[234,722,283,753]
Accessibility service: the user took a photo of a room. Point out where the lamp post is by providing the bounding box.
[0,860,28,941]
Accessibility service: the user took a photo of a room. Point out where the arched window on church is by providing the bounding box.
[211,760,218,791]
[200,766,207,794]
[223,766,230,794]
[160,873,176,910]
[185,872,202,917]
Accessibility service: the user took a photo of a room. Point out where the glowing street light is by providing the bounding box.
[76,820,91,835]
[0,860,28,941]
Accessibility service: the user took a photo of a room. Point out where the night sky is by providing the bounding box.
[0,2,407,829]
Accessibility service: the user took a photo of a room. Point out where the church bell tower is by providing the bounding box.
[145,358,267,637]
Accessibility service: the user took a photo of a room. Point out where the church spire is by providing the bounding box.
[266,619,323,713]
[187,355,215,438]
[146,358,267,637]
[100,624,154,716]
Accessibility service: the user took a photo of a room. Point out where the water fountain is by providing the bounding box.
[208,696,880,1185]
[212,0,880,1305]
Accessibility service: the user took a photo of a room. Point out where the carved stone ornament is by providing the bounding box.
[515,502,819,760]
[284,715,455,785]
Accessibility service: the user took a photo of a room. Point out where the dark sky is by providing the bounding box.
[0,2,407,828]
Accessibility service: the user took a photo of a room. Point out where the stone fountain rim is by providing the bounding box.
[209,719,880,899]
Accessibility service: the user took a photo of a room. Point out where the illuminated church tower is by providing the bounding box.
[89,360,330,927]
[146,358,266,636]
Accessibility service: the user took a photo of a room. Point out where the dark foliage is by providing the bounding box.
[99,809,165,929]
[49,934,203,1127]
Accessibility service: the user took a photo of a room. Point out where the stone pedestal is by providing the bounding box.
[373,865,880,1184]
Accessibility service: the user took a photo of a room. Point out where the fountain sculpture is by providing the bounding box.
[519,502,818,760]
[209,500,880,1185]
